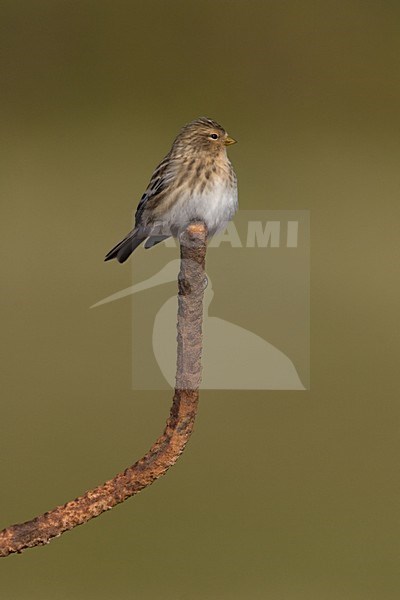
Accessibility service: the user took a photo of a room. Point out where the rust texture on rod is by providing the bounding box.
[0,222,207,557]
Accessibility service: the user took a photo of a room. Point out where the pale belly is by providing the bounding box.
[163,182,238,236]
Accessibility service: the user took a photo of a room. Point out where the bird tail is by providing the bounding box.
[144,235,171,249]
[104,228,146,263]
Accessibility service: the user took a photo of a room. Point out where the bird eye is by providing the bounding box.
[209,133,219,140]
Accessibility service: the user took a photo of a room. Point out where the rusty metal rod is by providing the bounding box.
[0,222,207,557]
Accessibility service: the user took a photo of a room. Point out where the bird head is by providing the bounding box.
[174,117,237,155]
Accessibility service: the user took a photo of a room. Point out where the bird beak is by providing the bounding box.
[224,136,237,146]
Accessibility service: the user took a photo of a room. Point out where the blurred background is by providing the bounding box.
[1,1,399,598]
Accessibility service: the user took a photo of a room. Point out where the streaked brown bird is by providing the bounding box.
[105,117,238,263]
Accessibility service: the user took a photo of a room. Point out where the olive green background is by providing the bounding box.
[1,1,399,598]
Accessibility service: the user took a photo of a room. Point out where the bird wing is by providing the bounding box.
[134,152,176,226]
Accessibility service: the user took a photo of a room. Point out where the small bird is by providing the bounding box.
[105,117,238,263]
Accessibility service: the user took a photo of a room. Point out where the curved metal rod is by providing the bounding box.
[0,222,207,557]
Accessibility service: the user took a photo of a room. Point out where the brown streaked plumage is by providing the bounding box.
[105,117,238,263]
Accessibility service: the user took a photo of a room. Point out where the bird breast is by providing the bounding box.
[164,176,238,236]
